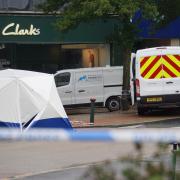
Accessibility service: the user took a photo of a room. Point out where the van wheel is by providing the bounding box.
[137,107,147,115]
[106,97,120,112]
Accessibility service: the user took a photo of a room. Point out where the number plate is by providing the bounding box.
[147,97,162,102]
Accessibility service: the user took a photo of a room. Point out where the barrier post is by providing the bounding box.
[121,90,130,111]
[172,143,178,180]
[90,97,96,125]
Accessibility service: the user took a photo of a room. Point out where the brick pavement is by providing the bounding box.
[68,107,180,128]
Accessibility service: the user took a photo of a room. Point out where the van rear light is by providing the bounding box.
[136,79,140,97]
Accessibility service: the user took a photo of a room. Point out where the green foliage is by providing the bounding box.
[81,143,180,180]
[38,0,180,48]
[81,160,116,180]
[39,0,158,49]
[38,0,179,94]
[156,0,180,26]
[122,168,142,180]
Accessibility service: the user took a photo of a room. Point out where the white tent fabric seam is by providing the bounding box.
[0,69,72,130]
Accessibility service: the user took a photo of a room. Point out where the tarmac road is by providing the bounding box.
[0,141,139,179]
[0,108,180,180]
[0,142,163,180]
[19,153,180,180]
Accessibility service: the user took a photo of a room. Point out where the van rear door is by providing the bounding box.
[130,53,136,105]
[161,47,180,98]
[137,48,164,98]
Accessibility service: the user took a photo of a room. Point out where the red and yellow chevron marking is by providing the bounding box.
[140,54,180,79]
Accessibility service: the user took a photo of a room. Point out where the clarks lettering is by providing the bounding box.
[2,23,40,36]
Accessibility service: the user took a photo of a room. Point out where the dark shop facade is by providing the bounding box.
[0,13,179,73]
[0,14,123,73]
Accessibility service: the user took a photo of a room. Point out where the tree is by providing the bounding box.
[156,0,180,26]
[38,0,159,109]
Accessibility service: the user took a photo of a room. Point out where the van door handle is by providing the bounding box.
[65,91,72,93]
[78,90,85,93]
[166,81,173,84]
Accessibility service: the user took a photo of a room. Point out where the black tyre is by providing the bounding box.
[106,97,120,112]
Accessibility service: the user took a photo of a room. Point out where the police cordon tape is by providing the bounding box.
[0,128,180,143]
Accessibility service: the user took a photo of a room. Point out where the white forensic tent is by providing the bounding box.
[0,69,72,131]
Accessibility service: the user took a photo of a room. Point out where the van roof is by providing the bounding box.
[136,46,180,54]
[55,66,123,74]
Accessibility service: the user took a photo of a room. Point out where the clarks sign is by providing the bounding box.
[2,23,40,36]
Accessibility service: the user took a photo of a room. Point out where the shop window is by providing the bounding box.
[54,72,70,87]
[60,49,82,69]
[0,0,30,10]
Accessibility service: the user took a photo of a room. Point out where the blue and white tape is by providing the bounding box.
[0,128,179,143]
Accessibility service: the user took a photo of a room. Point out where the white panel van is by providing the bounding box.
[54,66,123,111]
[130,46,180,115]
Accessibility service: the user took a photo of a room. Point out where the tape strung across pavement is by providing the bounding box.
[0,128,179,143]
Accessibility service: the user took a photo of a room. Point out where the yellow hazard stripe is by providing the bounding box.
[162,57,180,77]
[143,57,162,79]
[163,70,172,78]
[167,54,180,67]
[140,54,180,79]
[140,56,157,74]
[156,70,163,79]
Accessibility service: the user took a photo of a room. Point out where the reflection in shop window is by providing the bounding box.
[0,59,10,69]
[88,50,95,67]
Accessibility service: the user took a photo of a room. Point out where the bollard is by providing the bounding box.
[121,90,130,111]
[172,143,179,180]
[90,97,96,125]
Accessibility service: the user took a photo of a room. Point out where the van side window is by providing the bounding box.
[55,72,70,87]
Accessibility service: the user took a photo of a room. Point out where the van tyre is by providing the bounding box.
[106,97,120,112]
[137,107,147,115]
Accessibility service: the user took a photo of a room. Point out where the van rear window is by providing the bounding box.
[140,54,180,79]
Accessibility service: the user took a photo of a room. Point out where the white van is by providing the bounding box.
[130,46,180,115]
[54,66,123,111]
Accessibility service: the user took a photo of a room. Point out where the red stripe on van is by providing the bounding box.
[163,65,177,77]
[140,56,150,67]
[141,55,161,77]
[162,55,180,72]
[174,55,180,61]
[149,65,162,79]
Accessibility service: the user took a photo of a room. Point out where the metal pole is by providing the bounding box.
[172,143,177,180]
[90,97,96,125]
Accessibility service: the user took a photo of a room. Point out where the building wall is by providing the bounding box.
[1,14,178,72]
[0,15,119,44]
[0,15,123,72]
[171,39,180,46]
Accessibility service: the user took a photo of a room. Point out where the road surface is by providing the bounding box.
[0,109,180,179]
